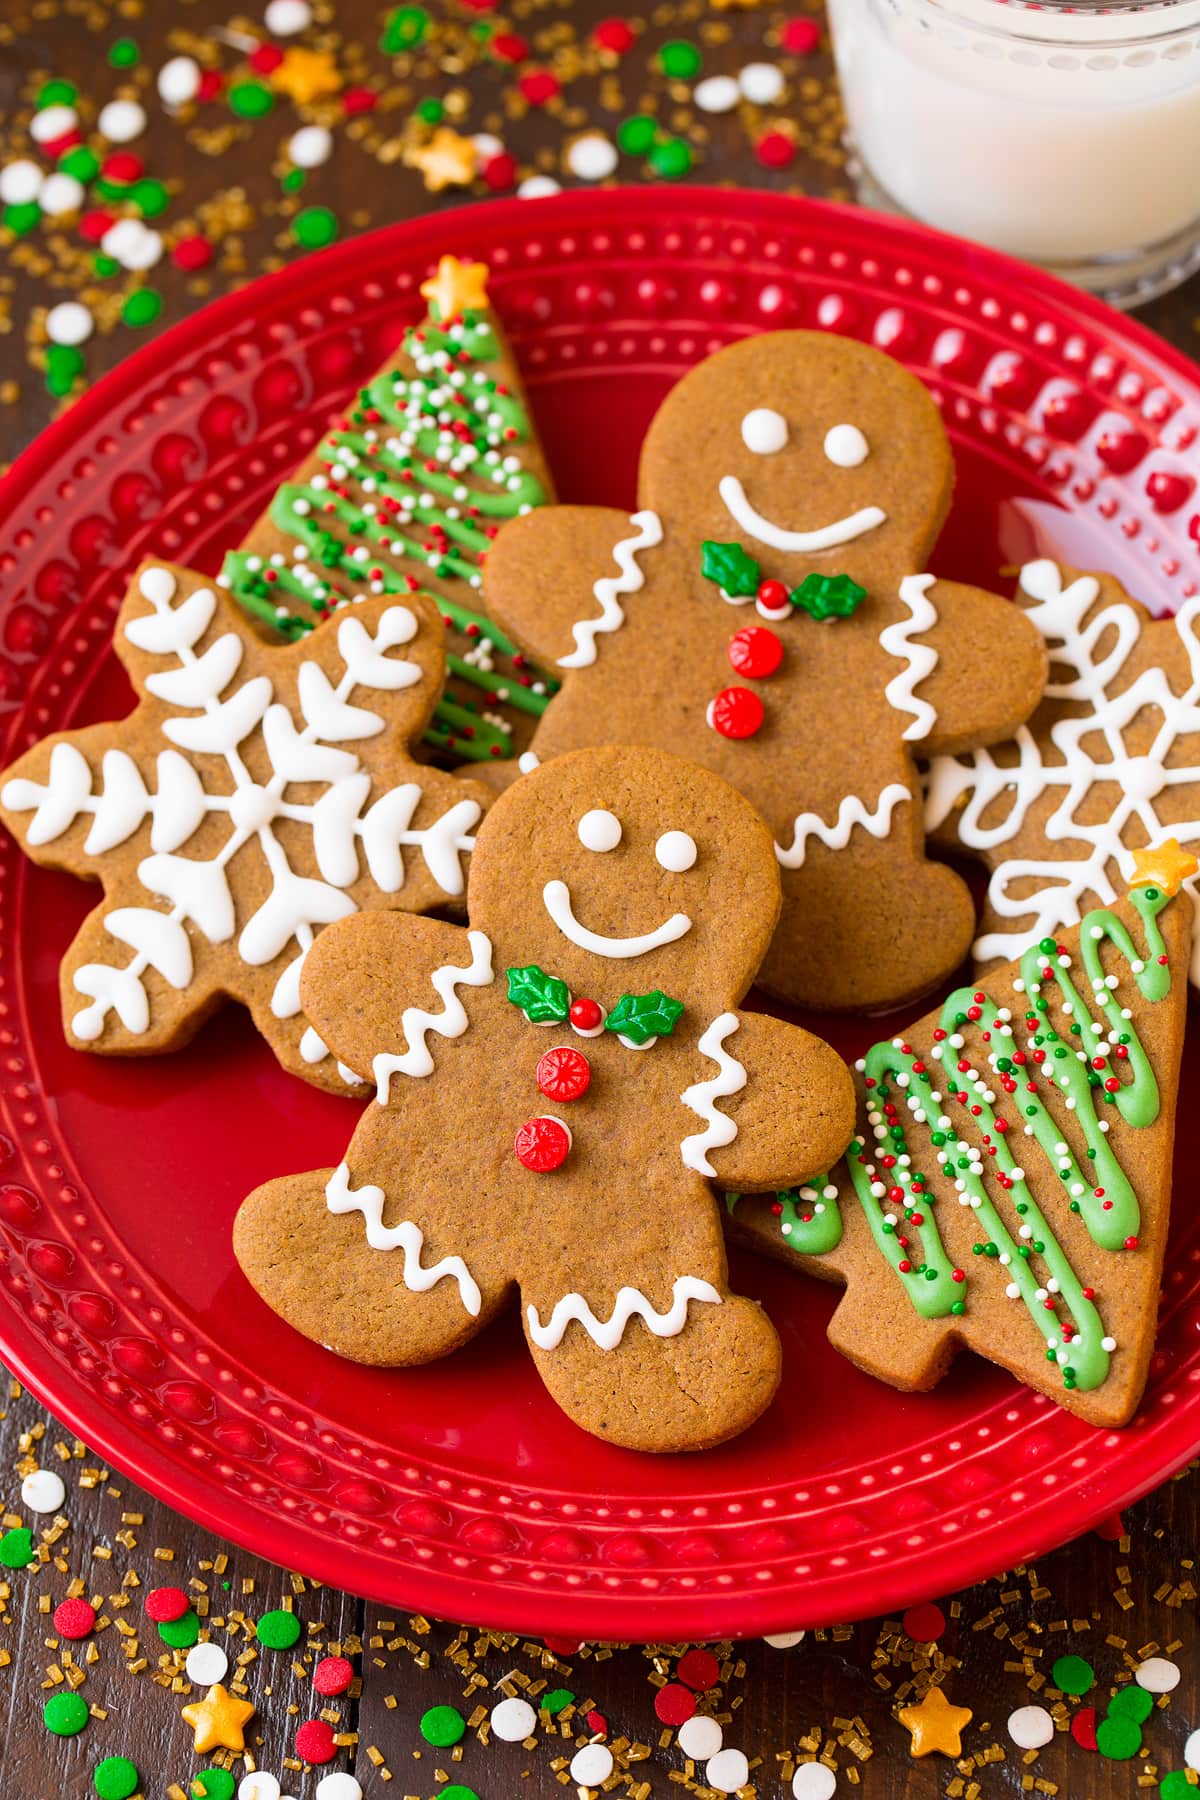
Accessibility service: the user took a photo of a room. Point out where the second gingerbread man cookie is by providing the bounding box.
[484,331,1048,1011]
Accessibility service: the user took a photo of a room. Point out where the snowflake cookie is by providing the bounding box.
[235,745,855,1452]
[0,560,489,1090]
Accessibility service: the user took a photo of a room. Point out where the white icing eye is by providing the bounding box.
[741,408,788,455]
[578,808,622,852]
[655,830,697,872]
[823,423,870,468]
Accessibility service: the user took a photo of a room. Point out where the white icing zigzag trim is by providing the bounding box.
[526,1276,722,1351]
[881,573,939,743]
[373,929,494,1102]
[775,783,910,870]
[557,510,663,669]
[325,1162,481,1316]
[680,1012,746,1176]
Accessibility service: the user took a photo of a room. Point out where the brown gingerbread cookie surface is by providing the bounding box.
[483,329,1047,1012]
[0,559,489,1091]
[235,745,855,1453]
[729,842,1195,1427]
[928,557,1200,983]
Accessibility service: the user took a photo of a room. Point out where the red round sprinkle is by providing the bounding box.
[101,151,143,184]
[569,997,604,1036]
[172,234,213,271]
[295,1718,336,1765]
[1071,1706,1098,1750]
[594,17,635,52]
[342,85,378,115]
[902,1602,946,1643]
[515,1115,572,1172]
[481,150,518,192]
[491,31,528,62]
[79,209,115,243]
[43,130,83,161]
[728,625,783,679]
[654,1682,696,1726]
[708,685,764,740]
[145,1585,189,1622]
[313,1655,354,1696]
[54,1598,96,1640]
[756,130,796,170]
[586,1709,608,1735]
[197,70,226,101]
[782,17,821,53]
[250,43,285,73]
[542,1634,581,1655]
[519,70,560,105]
[677,1648,720,1691]
[536,1046,591,1104]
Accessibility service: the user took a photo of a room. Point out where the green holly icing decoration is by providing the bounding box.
[605,990,684,1045]
[506,964,569,1024]
[790,571,867,621]
[701,540,760,597]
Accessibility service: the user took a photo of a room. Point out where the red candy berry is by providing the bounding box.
[295,1718,336,1764]
[569,997,605,1037]
[53,1598,97,1640]
[755,577,790,619]
[312,1655,354,1696]
[145,1586,189,1622]
[677,1647,720,1691]
[515,1115,572,1172]
[707,685,764,739]
[536,1046,591,1103]
[728,625,783,679]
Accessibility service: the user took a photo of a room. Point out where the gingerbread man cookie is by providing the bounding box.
[730,843,1194,1426]
[235,745,855,1452]
[0,560,489,1091]
[483,331,1048,1011]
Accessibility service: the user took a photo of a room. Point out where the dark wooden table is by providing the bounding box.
[0,3,1197,1796]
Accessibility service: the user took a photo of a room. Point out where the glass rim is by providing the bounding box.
[883,0,1200,48]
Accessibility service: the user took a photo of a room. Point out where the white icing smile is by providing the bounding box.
[543,879,691,959]
[718,474,887,554]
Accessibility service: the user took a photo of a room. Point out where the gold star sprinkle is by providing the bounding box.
[420,255,491,320]
[271,47,342,104]
[1129,838,1198,898]
[181,1682,256,1754]
[405,128,477,193]
[897,1685,973,1758]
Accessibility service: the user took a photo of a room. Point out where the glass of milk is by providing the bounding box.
[828,0,1200,305]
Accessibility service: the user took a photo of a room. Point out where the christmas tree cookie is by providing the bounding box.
[728,842,1195,1425]
[222,255,557,765]
[928,558,1200,984]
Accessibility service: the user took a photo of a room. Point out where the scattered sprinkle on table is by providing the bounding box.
[437,1789,479,1800]
[764,1630,805,1648]
[655,1681,696,1726]
[312,1653,354,1696]
[186,1641,230,1687]
[705,1747,751,1794]
[677,1647,721,1691]
[0,1526,33,1568]
[97,100,146,143]
[292,205,338,248]
[420,1702,466,1746]
[1007,1705,1055,1749]
[256,1606,302,1649]
[1052,1653,1095,1695]
[1137,1655,1182,1693]
[792,1765,837,1800]
[294,1717,337,1764]
[1096,1713,1143,1759]
[897,1686,973,1758]
[1186,1727,1200,1771]
[901,1602,946,1643]
[1071,1706,1099,1750]
[1109,1683,1154,1723]
[93,1758,139,1800]
[491,1695,537,1741]
[20,1467,66,1512]
[541,1686,574,1715]
[739,60,786,104]
[191,1773,235,1800]
[180,1683,256,1754]
[53,1596,97,1639]
[145,1584,188,1621]
[569,1743,614,1786]
[265,0,313,31]
[314,1779,363,1800]
[44,1690,89,1736]
[158,1607,200,1648]
[677,1714,723,1760]
[238,1773,280,1800]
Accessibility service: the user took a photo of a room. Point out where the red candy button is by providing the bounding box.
[295,1718,336,1764]
[569,997,605,1038]
[515,1115,572,1172]
[536,1046,591,1103]
[145,1585,189,1622]
[53,1598,96,1640]
[313,1655,354,1696]
[728,625,783,679]
[707,686,764,739]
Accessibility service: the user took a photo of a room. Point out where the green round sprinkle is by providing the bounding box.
[158,1608,200,1648]
[1051,1654,1094,1695]
[94,1756,139,1800]
[659,40,701,79]
[93,253,120,277]
[60,146,99,182]
[382,4,430,51]
[44,1691,89,1736]
[1096,1714,1142,1760]
[131,178,169,217]
[108,39,140,68]
[648,137,693,179]
[0,1526,34,1567]
[123,288,162,328]
[190,1774,236,1800]
[229,81,275,119]
[1108,1683,1154,1723]
[292,206,338,249]
[256,1607,302,1649]
[617,115,657,156]
[1160,1773,1199,1799]
[38,79,77,108]
[542,1687,574,1715]
[420,1704,465,1747]
[415,96,445,125]
[439,1789,480,1800]
[282,168,306,192]
[4,201,41,236]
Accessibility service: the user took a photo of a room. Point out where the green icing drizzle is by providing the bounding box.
[725,1181,843,1254]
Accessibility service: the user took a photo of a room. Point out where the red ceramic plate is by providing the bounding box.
[2,190,1199,1640]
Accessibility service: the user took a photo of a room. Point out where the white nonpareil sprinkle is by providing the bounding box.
[288,124,333,169]
[518,175,561,198]
[706,1749,750,1793]
[677,1714,723,1760]
[21,1468,66,1513]
[567,134,618,180]
[1135,1655,1180,1693]
[569,1744,614,1786]
[793,1764,837,1800]
[45,301,94,347]
[0,159,43,205]
[39,172,85,215]
[266,0,313,32]
[739,61,786,104]
[158,55,202,107]
[1007,1704,1055,1749]
[101,217,163,270]
[694,75,740,113]
[30,105,78,144]
[98,99,147,143]
[490,1696,537,1741]
[186,1641,229,1686]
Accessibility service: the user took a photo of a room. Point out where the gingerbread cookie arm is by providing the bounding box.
[680,1011,855,1192]
[484,506,661,670]
[299,910,494,1093]
[914,579,1048,757]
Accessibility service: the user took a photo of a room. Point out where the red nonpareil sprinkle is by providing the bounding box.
[481,151,518,192]
[295,1718,337,1764]
[491,31,529,62]
[43,129,83,160]
[594,17,636,52]
[250,43,285,74]
[654,1682,696,1726]
[53,1598,97,1640]
[312,1655,354,1696]
[172,235,213,271]
[101,151,143,184]
[755,130,796,170]
[197,69,226,101]
[781,16,821,53]
[80,209,115,243]
[145,1585,189,1622]
[342,85,378,115]
[520,69,561,105]
[677,1648,720,1691]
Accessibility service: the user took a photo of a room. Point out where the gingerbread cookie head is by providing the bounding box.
[0,558,491,1091]
[640,330,954,595]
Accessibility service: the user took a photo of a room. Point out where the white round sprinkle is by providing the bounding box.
[187,1641,229,1686]
[764,1630,805,1648]
[45,301,93,348]
[569,1744,614,1786]
[30,105,77,145]
[288,124,333,169]
[578,807,622,852]
[239,1775,281,1800]
[739,62,786,105]
[706,1749,750,1794]
[101,217,162,271]
[472,133,505,160]
[1007,1705,1054,1749]
[694,75,740,114]
[655,829,697,872]
[518,175,560,198]
[315,1780,362,1800]
[517,751,540,775]
[824,423,870,468]
[158,55,202,107]
[567,134,618,181]
[21,1469,65,1513]
[1135,1656,1180,1693]
[677,1715,723,1760]
[1186,1727,1200,1772]
[491,1696,537,1742]
[742,406,788,454]
[266,0,312,32]
[98,99,147,144]
[793,1766,837,1800]
[0,159,43,205]
[39,172,85,215]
